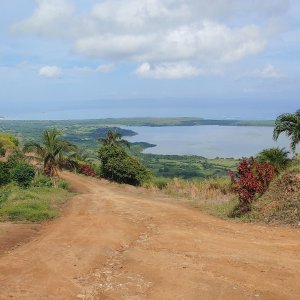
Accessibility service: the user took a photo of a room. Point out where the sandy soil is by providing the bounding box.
[0,172,300,299]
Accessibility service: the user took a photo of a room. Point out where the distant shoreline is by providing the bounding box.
[0,117,274,127]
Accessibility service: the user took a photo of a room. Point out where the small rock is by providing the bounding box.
[76,294,85,299]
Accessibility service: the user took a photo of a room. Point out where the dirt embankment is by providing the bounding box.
[0,172,300,299]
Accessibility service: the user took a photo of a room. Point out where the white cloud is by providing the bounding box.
[39,65,62,77]
[252,64,284,79]
[75,21,265,64]
[71,64,115,74]
[136,62,201,79]
[12,0,74,37]
[13,0,292,78]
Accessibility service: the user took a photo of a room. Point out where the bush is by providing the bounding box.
[6,150,26,168]
[78,163,96,177]
[57,180,69,190]
[10,163,35,188]
[0,162,11,186]
[98,144,150,186]
[32,174,53,187]
[229,158,276,214]
[256,147,291,172]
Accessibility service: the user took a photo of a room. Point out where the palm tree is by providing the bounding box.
[24,128,78,177]
[98,129,130,148]
[256,147,290,171]
[273,109,300,153]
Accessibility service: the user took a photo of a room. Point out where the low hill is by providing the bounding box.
[248,170,300,226]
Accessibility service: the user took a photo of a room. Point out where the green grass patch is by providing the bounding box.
[0,185,73,222]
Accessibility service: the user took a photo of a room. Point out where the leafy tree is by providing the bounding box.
[10,163,35,188]
[256,147,291,172]
[98,144,150,186]
[98,130,130,148]
[273,109,300,153]
[24,128,78,177]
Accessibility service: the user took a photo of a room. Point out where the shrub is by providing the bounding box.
[57,180,69,190]
[0,162,11,186]
[6,150,26,168]
[10,163,35,188]
[229,158,276,213]
[98,144,150,186]
[78,163,96,177]
[32,174,53,188]
[256,147,291,172]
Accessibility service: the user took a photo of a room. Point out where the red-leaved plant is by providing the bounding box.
[228,158,276,211]
[78,163,96,177]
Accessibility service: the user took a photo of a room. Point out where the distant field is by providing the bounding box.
[139,154,239,179]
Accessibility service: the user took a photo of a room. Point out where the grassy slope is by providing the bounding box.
[245,168,300,226]
[0,185,73,222]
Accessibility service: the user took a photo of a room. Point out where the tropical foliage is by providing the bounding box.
[10,163,35,188]
[256,147,291,171]
[273,109,300,153]
[24,128,78,177]
[229,158,276,213]
[0,132,19,156]
[98,129,130,148]
[98,144,150,186]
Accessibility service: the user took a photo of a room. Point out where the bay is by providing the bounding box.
[124,126,295,159]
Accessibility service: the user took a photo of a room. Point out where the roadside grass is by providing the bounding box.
[0,184,73,222]
[147,176,239,219]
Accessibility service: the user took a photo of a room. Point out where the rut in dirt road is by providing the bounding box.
[0,172,300,299]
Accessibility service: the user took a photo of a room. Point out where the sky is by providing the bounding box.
[0,0,299,120]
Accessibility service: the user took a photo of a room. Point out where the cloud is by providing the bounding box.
[75,21,266,64]
[252,64,284,79]
[136,62,201,79]
[13,0,292,78]
[39,65,62,77]
[71,64,115,74]
[12,0,74,38]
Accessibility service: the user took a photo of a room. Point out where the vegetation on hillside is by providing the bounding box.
[24,129,78,178]
[273,109,300,153]
[98,132,150,186]
[1,109,299,226]
[0,132,73,222]
[256,147,291,172]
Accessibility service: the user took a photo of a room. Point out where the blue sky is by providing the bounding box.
[0,0,299,119]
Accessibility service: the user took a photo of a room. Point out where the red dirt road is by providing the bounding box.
[0,172,300,299]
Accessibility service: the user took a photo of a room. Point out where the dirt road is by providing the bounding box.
[1,172,300,299]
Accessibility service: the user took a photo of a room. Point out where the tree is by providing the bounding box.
[256,147,290,172]
[98,130,130,148]
[273,109,300,153]
[98,144,150,186]
[24,128,78,177]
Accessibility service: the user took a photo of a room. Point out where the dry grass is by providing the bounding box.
[162,177,233,206]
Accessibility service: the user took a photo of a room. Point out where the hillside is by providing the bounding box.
[248,170,300,226]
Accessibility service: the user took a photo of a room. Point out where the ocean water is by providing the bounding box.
[125,126,295,159]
